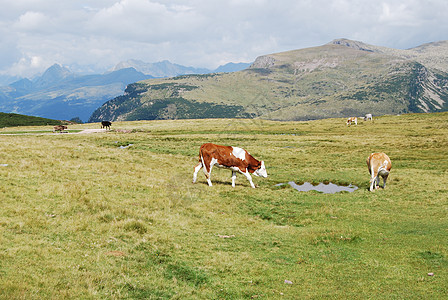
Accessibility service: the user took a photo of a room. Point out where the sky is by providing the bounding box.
[1,0,447,78]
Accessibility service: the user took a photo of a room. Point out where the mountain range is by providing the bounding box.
[89,38,448,122]
[112,60,250,77]
[0,64,152,122]
[0,60,251,122]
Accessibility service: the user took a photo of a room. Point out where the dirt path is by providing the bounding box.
[0,128,108,136]
[74,128,107,134]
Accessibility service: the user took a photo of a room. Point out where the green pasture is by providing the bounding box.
[0,113,447,299]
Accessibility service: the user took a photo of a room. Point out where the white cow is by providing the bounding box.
[364,114,373,121]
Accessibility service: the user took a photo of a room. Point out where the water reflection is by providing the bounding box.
[276,182,358,193]
[119,144,134,149]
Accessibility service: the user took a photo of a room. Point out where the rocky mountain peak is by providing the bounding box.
[250,55,276,69]
[328,38,378,52]
[33,63,74,89]
[41,63,72,80]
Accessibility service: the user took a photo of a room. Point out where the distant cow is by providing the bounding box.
[346,117,357,126]
[53,125,67,133]
[366,152,392,191]
[101,121,112,130]
[364,114,373,121]
[193,143,267,188]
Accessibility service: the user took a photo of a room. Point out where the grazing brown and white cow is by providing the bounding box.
[53,125,67,133]
[193,143,267,188]
[366,152,392,191]
[346,117,357,126]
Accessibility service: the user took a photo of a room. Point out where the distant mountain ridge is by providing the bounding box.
[112,59,210,78]
[90,39,448,122]
[0,60,251,122]
[0,64,153,122]
[112,59,251,77]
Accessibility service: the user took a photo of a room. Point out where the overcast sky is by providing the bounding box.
[1,0,447,78]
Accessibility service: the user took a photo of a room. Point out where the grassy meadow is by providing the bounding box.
[0,113,447,299]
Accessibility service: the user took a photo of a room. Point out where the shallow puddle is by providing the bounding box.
[119,144,134,149]
[276,181,358,193]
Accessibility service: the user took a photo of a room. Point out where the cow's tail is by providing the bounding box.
[193,148,204,183]
[198,147,204,165]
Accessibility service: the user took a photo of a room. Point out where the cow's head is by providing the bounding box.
[253,160,268,178]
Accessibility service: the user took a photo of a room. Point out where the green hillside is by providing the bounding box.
[0,112,64,127]
[89,40,448,122]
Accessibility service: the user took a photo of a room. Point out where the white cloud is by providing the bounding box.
[15,11,48,30]
[379,2,418,26]
[88,0,205,43]
[0,0,447,78]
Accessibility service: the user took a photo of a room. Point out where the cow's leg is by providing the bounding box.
[204,160,215,187]
[202,167,213,186]
[369,173,380,191]
[201,166,213,186]
[369,165,376,191]
[375,175,381,189]
[206,163,215,186]
[231,171,237,187]
[193,163,202,183]
[199,156,213,186]
[243,171,256,188]
[382,174,389,189]
[206,171,213,187]
[369,177,375,191]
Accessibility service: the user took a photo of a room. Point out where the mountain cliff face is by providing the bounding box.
[90,39,448,122]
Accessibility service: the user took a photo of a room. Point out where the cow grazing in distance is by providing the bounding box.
[101,121,112,130]
[53,125,67,133]
[193,143,267,188]
[366,152,392,191]
[346,117,357,126]
[364,114,373,121]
